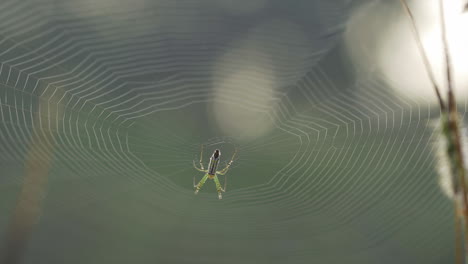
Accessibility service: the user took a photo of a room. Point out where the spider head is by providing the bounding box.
[212,149,221,160]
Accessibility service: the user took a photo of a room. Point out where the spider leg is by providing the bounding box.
[198,144,205,170]
[213,175,225,199]
[218,148,237,175]
[194,174,209,194]
[193,163,207,189]
[222,173,227,193]
[193,160,205,172]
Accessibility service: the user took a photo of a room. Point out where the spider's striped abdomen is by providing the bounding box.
[207,149,221,175]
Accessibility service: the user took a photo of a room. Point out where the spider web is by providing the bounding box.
[0,0,466,263]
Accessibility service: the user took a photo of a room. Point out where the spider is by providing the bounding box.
[193,145,237,199]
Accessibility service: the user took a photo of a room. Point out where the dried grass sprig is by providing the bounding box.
[399,0,468,263]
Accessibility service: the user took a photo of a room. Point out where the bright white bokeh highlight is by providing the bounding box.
[346,0,468,103]
[212,45,276,142]
[212,19,310,141]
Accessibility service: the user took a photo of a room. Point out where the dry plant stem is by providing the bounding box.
[439,0,468,261]
[455,201,462,264]
[439,0,468,221]
[399,0,446,111]
[400,0,468,261]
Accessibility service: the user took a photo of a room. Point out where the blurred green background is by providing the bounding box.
[1,0,467,263]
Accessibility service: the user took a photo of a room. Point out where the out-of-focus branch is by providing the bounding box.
[2,88,63,264]
[1,131,55,264]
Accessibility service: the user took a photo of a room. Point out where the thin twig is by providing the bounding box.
[439,0,454,112]
[399,0,446,111]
